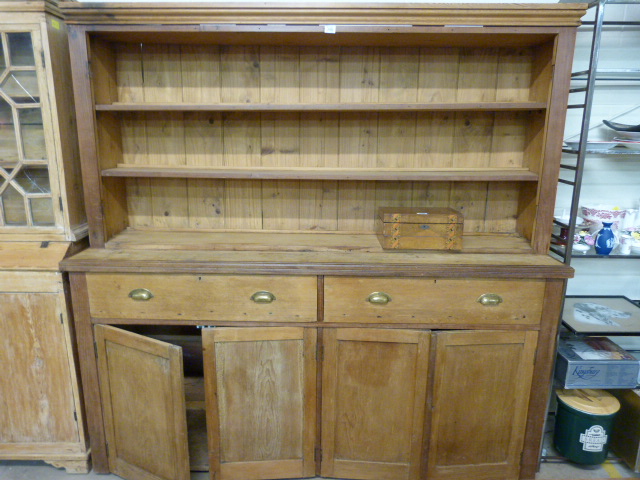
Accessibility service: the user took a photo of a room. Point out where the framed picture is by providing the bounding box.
[562,296,640,335]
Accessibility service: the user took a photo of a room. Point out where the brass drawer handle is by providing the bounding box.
[367,292,391,305]
[477,293,503,306]
[251,291,276,304]
[128,288,154,301]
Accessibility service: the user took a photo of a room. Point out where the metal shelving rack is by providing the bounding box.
[552,0,640,263]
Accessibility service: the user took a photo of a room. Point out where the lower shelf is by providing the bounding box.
[105,228,534,255]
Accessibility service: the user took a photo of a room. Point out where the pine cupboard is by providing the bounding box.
[0,1,88,472]
[59,3,584,480]
[0,243,89,473]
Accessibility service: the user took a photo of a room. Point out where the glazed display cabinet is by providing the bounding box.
[0,0,89,473]
[59,3,585,480]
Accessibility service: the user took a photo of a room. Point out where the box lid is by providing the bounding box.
[556,389,620,415]
[558,336,639,362]
[378,207,462,224]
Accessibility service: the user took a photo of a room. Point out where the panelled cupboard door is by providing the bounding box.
[94,325,190,480]
[0,293,79,444]
[427,330,538,480]
[321,328,431,480]
[202,327,317,480]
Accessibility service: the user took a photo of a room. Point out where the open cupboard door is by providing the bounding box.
[202,327,317,480]
[94,325,190,480]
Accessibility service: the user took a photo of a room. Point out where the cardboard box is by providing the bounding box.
[376,207,463,250]
[555,337,640,389]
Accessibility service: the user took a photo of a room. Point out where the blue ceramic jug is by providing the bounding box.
[594,222,616,255]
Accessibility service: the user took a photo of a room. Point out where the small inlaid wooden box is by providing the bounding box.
[376,207,463,250]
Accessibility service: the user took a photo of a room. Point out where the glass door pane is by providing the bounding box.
[0,30,55,228]
[7,32,35,67]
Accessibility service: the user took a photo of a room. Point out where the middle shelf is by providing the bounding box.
[102,165,540,181]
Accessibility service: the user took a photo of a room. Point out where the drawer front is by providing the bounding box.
[86,274,317,322]
[324,277,544,326]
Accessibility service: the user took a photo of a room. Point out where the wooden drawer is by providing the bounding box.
[86,274,317,322]
[324,277,545,326]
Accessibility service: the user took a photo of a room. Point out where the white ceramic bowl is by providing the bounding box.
[580,205,627,230]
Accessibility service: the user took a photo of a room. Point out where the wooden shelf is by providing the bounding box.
[104,228,535,255]
[96,102,548,112]
[103,165,540,182]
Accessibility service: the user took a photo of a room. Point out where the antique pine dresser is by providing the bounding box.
[59,3,585,480]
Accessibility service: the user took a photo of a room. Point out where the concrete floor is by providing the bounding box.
[3,452,640,480]
[0,457,639,479]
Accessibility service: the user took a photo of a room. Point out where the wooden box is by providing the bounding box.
[376,207,463,250]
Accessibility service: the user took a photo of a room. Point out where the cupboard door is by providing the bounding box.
[321,328,431,480]
[94,325,190,480]
[427,330,538,480]
[202,327,316,480]
[0,293,79,444]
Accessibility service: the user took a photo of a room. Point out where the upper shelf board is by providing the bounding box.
[96,102,548,112]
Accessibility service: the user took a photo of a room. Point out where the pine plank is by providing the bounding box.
[496,48,534,103]
[299,46,340,103]
[418,48,460,103]
[415,112,455,168]
[338,113,378,169]
[452,112,494,169]
[450,182,488,233]
[260,45,300,104]
[377,113,417,168]
[180,44,221,104]
[457,48,499,103]
[184,112,225,229]
[220,45,260,104]
[339,47,379,103]
[378,47,420,103]
[337,181,376,232]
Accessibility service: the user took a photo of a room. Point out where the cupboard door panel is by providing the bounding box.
[0,293,78,444]
[321,328,430,480]
[203,327,316,480]
[427,330,537,480]
[94,325,190,480]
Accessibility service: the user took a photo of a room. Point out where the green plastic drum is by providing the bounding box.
[554,389,620,465]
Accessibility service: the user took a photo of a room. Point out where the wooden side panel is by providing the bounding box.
[530,31,577,254]
[94,325,190,480]
[68,28,107,246]
[427,330,538,480]
[43,14,86,238]
[0,292,79,444]
[203,327,316,480]
[321,328,430,480]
